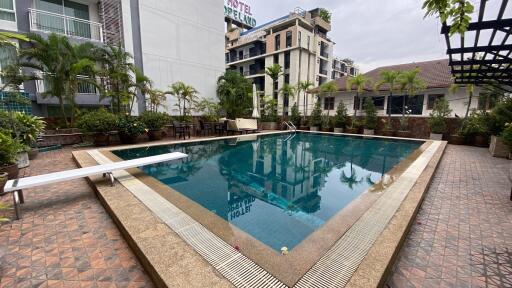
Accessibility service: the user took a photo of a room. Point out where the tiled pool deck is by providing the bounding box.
[0,143,510,287]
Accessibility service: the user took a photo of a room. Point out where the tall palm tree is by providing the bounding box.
[265,64,282,114]
[375,70,401,124]
[279,83,295,116]
[398,68,426,129]
[216,70,252,119]
[449,83,475,119]
[147,88,166,112]
[296,80,313,117]
[168,81,186,116]
[181,84,199,117]
[320,80,338,116]
[0,32,28,47]
[346,74,368,126]
[131,67,152,113]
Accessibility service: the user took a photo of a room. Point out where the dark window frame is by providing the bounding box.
[427,94,444,110]
[285,31,292,48]
[324,97,335,110]
[275,34,281,51]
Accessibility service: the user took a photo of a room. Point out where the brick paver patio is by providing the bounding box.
[387,145,512,288]
[0,148,153,288]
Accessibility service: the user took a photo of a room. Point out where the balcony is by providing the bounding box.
[29,9,103,42]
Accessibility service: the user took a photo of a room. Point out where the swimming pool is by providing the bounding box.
[113,132,422,252]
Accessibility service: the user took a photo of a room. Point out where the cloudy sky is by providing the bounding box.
[247,0,503,73]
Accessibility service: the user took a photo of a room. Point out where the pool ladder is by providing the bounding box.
[282,121,297,131]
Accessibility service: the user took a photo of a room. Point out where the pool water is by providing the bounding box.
[114,132,422,251]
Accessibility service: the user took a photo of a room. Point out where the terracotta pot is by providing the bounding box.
[28,148,39,160]
[0,172,7,194]
[119,132,140,144]
[93,133,111,146]
[381,130,395,137]
[396,131,411,138]
[345,127,358,134]
[321,127,331,132]
[0,163,19,179]
[489,135,510,158]
[430,133,443,140]
[333,128,344,133]
[449,134,465,145]
[260,122,277,130]
[16,152,29,168]
[363,129,374,135]
[310,126,319,132]
[147,130,164,141]
[473,135,488,147]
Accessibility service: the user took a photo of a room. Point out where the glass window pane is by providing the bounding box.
[0,10,14,21]
[0,0,13,10]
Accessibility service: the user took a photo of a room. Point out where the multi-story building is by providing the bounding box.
[225,7,334,116]
[0,0,225,117]
[331,57,358,80]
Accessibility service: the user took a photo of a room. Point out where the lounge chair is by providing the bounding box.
[227,118,258,134]
[2,152,188,219]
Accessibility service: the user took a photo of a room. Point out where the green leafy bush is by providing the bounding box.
[334,100,348,128]
[261,97,277,122]
[502,123,512,150]
[460,110,489,137]
[363,98,377,130]
[0,132,23,166]
[76,109,118,133]
[428,97,452,134]
[290,103,301,127]
[117,116,146,137]
[15,113,46,147]
[321,115,332,130]
[140,111,169,130]
[309,101,322,127]
[489,97,512,135]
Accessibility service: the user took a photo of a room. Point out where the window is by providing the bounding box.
[238,50,243,61]
[273,54,279,64]
[239,67,243,74]
[35,0,92,38]
[0,0,15,22]
[284,52,290,69]
[0,45,16,84]
[354,96,361,111]
[275,34,280,51]
[298,31,301,46]
[363,96,385,110]
[427,94,444,110]
[307,36,310,49]
[286,31,292,48]
[388,95,424,115]
[284,74,290,84]
[324,97,335,110]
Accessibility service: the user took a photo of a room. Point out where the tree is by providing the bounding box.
[319,8,332,23]
[296,80,314,117]
[0,32,29,47]
[346,74,368,125]
[181,84,199,117]
[397,68,425,131]
[168,81,186,116]
[147,89,167,112]
[422,0,474,35]
[216,70,252,119]
[279,83,295,116]
[449,83,475,119]
[265,64,282,114]
[132,67,152,113]
[320,81,338,116]
[333,100,348,129]
[375,70,401,124]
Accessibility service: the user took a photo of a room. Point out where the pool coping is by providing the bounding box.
[74,131,446,287]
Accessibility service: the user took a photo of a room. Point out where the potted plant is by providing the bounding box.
[333,100,347,133]
[381,119,394,136]
[309,101,322,131]
[363,98,377,135]
[0,132,23,179]
[140,111,169,140]
[345,117,359,134]
[460,111,489,147]
[77,109,118,146]
[488,97,512,157]
[448,117,466,145]
[428,97,451,140]
[118,115,146,144]
[14,113,46,160]
[501,123,512,159]
[290,103,301,129]
[260,97,278,130]
[321,115,332,132]
[396,107,411,138]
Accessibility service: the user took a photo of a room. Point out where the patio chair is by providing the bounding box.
[198,120,213,136]
[173,121,191,140]
[215,120,228,136]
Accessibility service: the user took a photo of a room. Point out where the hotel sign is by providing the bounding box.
[224,0,256,28]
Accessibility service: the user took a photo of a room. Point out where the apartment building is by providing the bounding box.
[331,57,358,80]
[225,8,334,116]
[0,0,225,116]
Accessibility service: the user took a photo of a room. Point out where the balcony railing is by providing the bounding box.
[29,8,103,42]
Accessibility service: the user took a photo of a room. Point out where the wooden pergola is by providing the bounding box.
[441,0,512,92]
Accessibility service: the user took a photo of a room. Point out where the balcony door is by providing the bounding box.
[35,0,91,39]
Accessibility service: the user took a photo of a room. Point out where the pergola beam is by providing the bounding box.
[441,18,512,34]
[447,44,512,54]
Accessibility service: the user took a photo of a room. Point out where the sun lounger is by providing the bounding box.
[2,152,188,219]
[227,118,258,134]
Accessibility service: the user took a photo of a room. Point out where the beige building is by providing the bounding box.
[225,8,334,116]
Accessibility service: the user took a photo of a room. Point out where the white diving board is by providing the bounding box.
[2,152,188,219]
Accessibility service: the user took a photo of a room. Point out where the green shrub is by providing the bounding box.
[140,111,169,130]
[363,98,377,130]
[460,110,489,137]
[0,132,23,166]
[428,98,452,134]
[489,97,512,135]
[290,103,301,127]
[502,123,512,150]
[261,97,278,122]
[321,115,332,130]
[333,100,348,128]
[309,101,322,127]
[76,109,118,133]
[15,113,46,147]
[117,116,146,137]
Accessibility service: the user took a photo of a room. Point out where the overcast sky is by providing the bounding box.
[247,0,504,73]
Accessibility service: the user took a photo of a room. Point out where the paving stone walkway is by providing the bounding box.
[0,148,153,288]
[387,145,512,288]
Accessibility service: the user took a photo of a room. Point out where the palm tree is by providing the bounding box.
[340,168,362,190]
[449,83,475,119]
[296,80,313,117]
[0,32,28,47]
[375,70,401,124]
[265,64,282,114]
[398,68,426,129]
[168,81,186,116]
[147,89,167,112]
[279,83,295,116]
[131,67,152,113]
[346,74,368,126]
[216,70,252,119]
[320,81,338,116]
[181,84,199,117]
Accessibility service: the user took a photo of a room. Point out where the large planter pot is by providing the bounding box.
[0,172,7,194]
[261,122,278,130]
[0,163,19,179]
[489,135,510,158]
[430,133,443,140]
[333,128,344,133]
[321,127,331,132]
[16,152,29,168]
[345,127,358,134]
[381,130,395,137]
[28,148,39,160]
[396,131,411,138]
[363,129,374,135]
[448,134,465,145]
[147,130,164,141]
[474,135,489,147]
[310,126,319,132]
[93,133,111,146]
[119,132,140,144]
